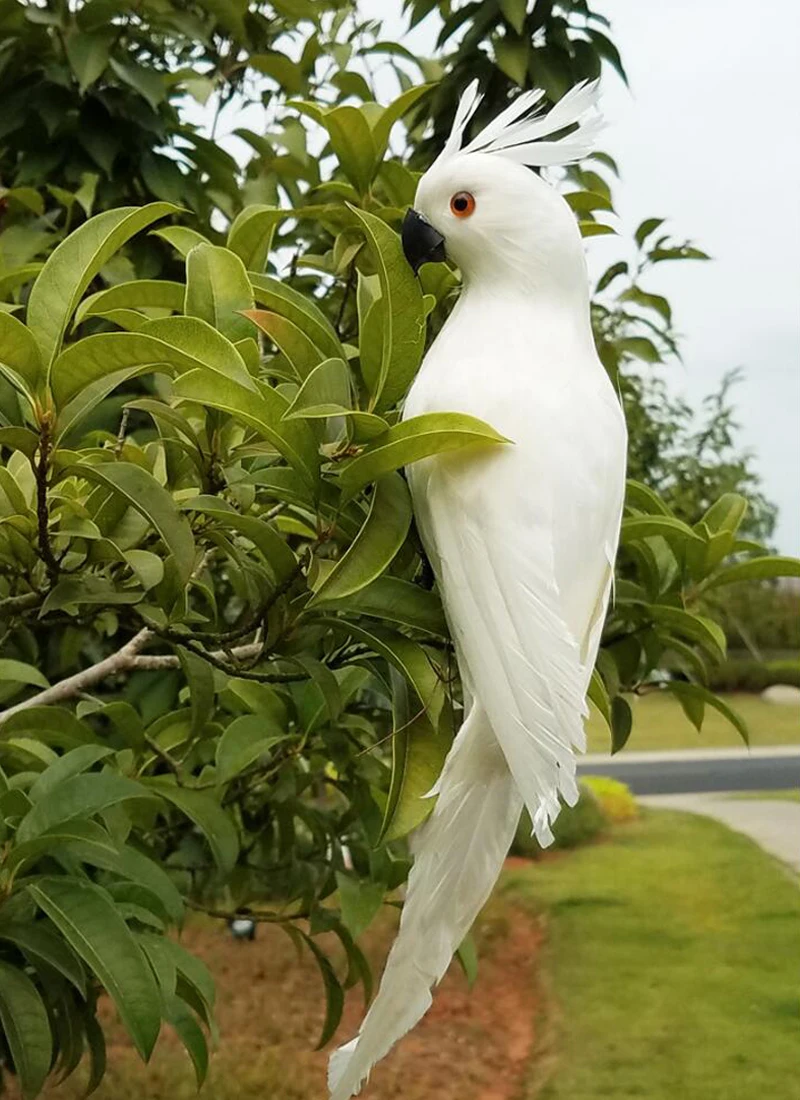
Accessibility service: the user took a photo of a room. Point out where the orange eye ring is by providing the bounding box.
[450,191,476,218]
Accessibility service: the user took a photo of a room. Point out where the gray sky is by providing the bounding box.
[591,0,800,554]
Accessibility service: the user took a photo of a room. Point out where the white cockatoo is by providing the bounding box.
[329,80,627,1100]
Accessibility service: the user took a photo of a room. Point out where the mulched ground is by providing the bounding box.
[27,877,545,1100]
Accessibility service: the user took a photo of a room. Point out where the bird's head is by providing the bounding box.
[402,81,603,298]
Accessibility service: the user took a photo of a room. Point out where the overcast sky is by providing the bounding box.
[358,0,800,552]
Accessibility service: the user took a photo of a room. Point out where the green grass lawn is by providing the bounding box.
[586,691,800,754]
[501,810,800,1100]
[729,789,800,802]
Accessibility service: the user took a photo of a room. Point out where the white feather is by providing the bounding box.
[328,709,521,1100]
[439,77,602,168]
[436,78,483,164]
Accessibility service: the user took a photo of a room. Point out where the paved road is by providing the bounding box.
[577,746,800,795]
[638,794,800,873]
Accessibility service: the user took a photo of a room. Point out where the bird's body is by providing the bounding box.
[329,81,627,1100]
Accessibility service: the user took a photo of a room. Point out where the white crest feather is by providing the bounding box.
[437,78,602,167]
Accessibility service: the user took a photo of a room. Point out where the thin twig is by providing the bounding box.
[35,415,60,585]
[113,407,130,457]
[143,734,184,782]
[185,898,309,925]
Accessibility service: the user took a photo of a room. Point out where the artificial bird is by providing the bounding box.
[329,79,627,1100]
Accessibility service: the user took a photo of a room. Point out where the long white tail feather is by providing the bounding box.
[439,77,602,169]
[328,708,522,1100]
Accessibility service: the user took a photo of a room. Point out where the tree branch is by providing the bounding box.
[0,628,153,726]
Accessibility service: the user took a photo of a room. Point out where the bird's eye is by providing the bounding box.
[449,191,476,218]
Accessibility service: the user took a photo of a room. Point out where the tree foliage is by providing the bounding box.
[0,1,798,1095]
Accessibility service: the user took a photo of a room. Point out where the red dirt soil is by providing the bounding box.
[26,891,544,1100]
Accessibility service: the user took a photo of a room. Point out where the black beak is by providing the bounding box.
[402,208,446,274]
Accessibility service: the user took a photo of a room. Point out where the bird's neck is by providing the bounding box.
[454,272,596,359]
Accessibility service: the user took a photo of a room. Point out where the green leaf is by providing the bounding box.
[141,315,256,391]
[0,311,43,398]
[311,473,411,604]
[64,30,112,91]
[651,606,727,663]
[565,190,615,214]
[610,695,633,755]
[248,51,304,94]
[174,371,320,488]
[617,336,661,363]
[108,57,165,111]
[182,496,297,583]
[705,554,800,590]
[157,938,214,1018]
[579,222,616,237]
[144,779,239,874]
[28,745,113,803]
[621,515,704,547]
[178,648,216,739]
[587,669,611,729]
[455,932,478,988]
[51,331,200,411]
[28,877,161,1060]
[227,205,282,274]
[320,620,446,729]
[0,658,49,689]
[75,280,185,326]
[300,931,344,1049]
[40,577,143,615]
[338,412,510,499]
[27,203,178,368]
[151,226,210,258]
[349,205,426,411]
[499,0,527,33]
[215,716,288,784]
[625,479,672,516]
[82,1009,106,1096]
[6,819,118,876]
[244,309,324,381]
[72,462,196,585]
[164,992,209,1087]
[249,273,345,361]
[0,921,86,997]
[635,217,665,248]
[185,243,255,344]
[369,85,431,162]
[665,682,750,744]
[74,841,184,925]
[313,576,446,635]
[381,707,447,842]
[16,772,155,843]
[335,873,384,941]
[125,549,165,590]
[293,102,378,193]
[283,356,351,418]
[595,260,628,294]
[494,34,529,86]
[0,960,53,1099]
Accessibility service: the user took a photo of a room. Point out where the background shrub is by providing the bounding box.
[706,655,800,693]
[582,776,639,823]
[511,785,607,859]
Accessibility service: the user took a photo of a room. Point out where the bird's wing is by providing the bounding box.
[409,444,617,844]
